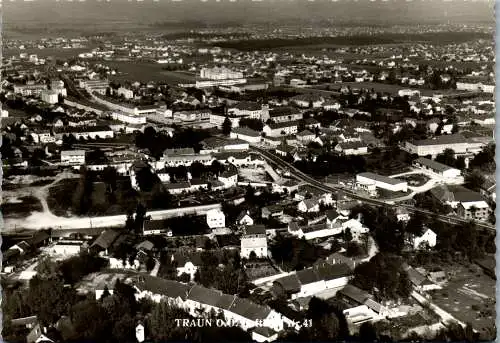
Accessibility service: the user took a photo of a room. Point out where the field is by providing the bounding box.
[428,264,495,340]
[4,47,90,60]
[329,82,459,97]
[1,196,43,218]
[216,32,491,51]
[105,61,198,84]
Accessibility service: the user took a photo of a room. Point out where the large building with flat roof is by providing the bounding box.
[403,134,484,158]
[356,172,408,193]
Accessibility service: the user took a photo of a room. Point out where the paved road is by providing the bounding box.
[250,145,495,232]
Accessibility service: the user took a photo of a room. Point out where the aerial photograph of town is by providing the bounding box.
[0,0,496,342]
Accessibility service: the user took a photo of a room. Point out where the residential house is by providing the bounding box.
[171,253,202,281]
[230,127,262,144]
[218,165,238,187]
[206,208,226,229]
[296,130,316,144]
[261,205,284,219]
[268,107,303,123]
[412,228,437,250]
[263,121,299,137]
[240,225,268,259]
[237,210,254,226]
[297,197,320,213]
[334,141,368,155]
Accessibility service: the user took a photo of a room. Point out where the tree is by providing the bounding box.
[222,117,232,136]
[343,228,353,242]
[135,203,147,235]
[359,322,378,342]
[435,148,456,167]
[465,170,485,192]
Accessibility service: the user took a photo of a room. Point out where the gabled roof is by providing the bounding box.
[137,275,190,300]
[338,284,373,304]
[415,157,456,173]
[273,274,301,293]
[297,268,321,285]
[90,230,120,250]
[245,225,266,235]
[187,285,224,308]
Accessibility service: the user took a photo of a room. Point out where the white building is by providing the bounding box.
[263,121,299,137]
[230,127,262,143]
[413,157,461,179]
[413,228,437,250]
[206,209,226,229]
[41,90,59,104]
[50,240,84,258]
[61,150,86,165]
[403,134,484,158]
[111,111,147,125]
[240,225,268,259]
[356,172,408,193]
[117,87,134,99]
[200,67,244,80]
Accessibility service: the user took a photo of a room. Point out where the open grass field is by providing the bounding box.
[4,47,91,59]
[106,61,198,84]
[429,264,495,340]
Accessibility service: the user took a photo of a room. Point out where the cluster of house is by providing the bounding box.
[132,274,295,342]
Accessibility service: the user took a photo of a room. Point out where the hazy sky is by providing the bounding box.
[3,0,495,28]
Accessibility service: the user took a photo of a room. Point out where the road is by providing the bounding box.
[249,145,495,232]
[3,203,221,232]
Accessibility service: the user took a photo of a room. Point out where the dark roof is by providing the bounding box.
[338,284,373,305]
[164,148,195,156]
[245,225,266,235]
[143,219,166,232]
[252,326,277,338]
[232,127,261,137]
[411,134,468,146]
[227,297,271,321]
[90,230,120,250]
[216,234,240,247]
[28,231,50,246]
[273,274,301,293]
[314,262,352,281]
[338,141,367,150]
[172,252,203,266]
[214,150,250,161]
[325,209,340,221]
[137,275,190,300]
[415,157,456,172]
[269,106,300,117]
[234,101,261,111]
[187,285,224,308]
[297,268,320,284]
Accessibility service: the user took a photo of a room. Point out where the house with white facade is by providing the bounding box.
[230,127,262,143]
[61,150,86,165]
[412,228,437,250]
[206,208,226,229]
[240,225,268,259]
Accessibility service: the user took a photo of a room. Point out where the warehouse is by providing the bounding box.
[413,157,461,179]
[356,172,408,193]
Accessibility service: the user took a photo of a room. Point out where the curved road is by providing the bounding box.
[250,145,495,232]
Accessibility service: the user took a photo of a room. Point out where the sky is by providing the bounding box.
[2,0,495,29]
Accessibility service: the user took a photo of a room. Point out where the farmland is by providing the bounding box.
[105,61,198,84]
